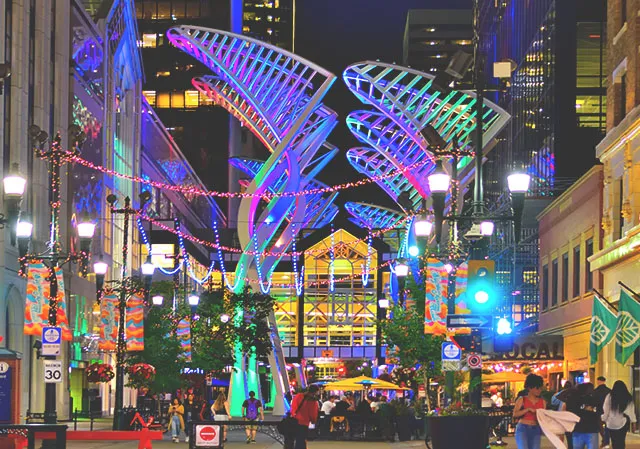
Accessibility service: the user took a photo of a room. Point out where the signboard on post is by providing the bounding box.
[43,360,63,383]
[467,353,482,370]
[442,341,462,372]
[194,424,221,448]
[447,314,493,329]
[41,326,61,356]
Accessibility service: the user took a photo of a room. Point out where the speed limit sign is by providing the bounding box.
[43,360,63,383]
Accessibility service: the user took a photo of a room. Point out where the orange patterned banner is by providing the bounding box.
[24,263,71,340]
[126,295,144,351]
[424,258,449,335]
[99,294,119,351]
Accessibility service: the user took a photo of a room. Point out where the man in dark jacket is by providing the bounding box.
[593,376,611,448]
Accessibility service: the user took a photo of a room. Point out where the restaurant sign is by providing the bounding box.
[488,335,563,361]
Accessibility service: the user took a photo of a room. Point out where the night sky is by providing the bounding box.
[294,0,471,209]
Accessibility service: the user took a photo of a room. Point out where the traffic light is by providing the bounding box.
[467,259,496,310]
[494,318,514,352]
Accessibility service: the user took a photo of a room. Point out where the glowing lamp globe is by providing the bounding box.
[378,297,390,308]
[3,173,26,197]
[395,261,409,278]
[414,218,433,237]
[93,260,108,275]
[428,160,451,193]
[152,295,164,306]
[141,258,155,276]
[220,313,230,323]
[408,245,420,257]
[497,317,512,335]
[77,221,97,239]
[443,263,454,274]
[188,293,200,306]
[480,221,495,236]
[507,173,531,193]
[16,220,33,239]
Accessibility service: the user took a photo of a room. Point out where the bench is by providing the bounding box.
[27,429,162,449]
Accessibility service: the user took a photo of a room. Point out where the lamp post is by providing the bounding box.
[17,125,95,438]
[106,191,153,430]
[394,259,409,307]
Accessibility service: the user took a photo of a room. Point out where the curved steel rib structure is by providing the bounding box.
[168,26,339,417]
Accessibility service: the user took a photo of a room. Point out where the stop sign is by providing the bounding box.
[199,426,217,441]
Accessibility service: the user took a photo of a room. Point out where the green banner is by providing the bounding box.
[615,290,640,365]
[590,295,617,364]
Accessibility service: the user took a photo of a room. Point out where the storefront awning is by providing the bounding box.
[483,372,526,384]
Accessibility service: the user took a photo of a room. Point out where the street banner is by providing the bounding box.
[177,318,192,362]
[99,294,119,351]
[615,290,640,365]
[454,262,470,314]
[126,294,144,351]
[424,258,448,335]
[24,263,71,340]
[590,294,617,364]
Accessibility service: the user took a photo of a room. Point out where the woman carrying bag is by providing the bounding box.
[211,393,231,442]
[602,381,637,449]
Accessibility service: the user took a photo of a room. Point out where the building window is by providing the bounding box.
[562,253,569,302]
[141,33,157,48]
[573,245,581,297]
[185,90,199,108]
[542,264,549,310]
[586,238,594,290]
[143,91,156,106]
[551,259,558,307]
[619,73,627,121]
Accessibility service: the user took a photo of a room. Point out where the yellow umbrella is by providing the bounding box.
[323,375,408,391]
[482,372,526,384]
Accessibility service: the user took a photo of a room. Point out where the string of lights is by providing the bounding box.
[253,231,272,294]
[70,154,427,199]
[329,223,335,293]
[361,231,372,287]
[291,223,304,296]
[138,213,413,258]
[136,216,396,288]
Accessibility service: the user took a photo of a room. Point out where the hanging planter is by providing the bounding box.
[86,362,115,383]
[125,363,156,389]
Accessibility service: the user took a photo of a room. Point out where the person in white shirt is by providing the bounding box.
[602,380,637,449]
[321,395,337,415]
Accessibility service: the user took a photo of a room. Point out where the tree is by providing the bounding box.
[125,305,186,394]
[190,287,277,371]
[378,305,444,409]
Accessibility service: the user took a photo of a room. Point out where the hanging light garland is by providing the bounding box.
[361,231,372,287]
[329,223,336,293]
[291,223,304,296]
[211,219,242,291]
[70,154,427,199]
[139,213,412,258]
[253,231,272,294]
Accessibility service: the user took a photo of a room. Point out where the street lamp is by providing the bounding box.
[507,170,530,243]
[152,295,164,306]
[3,163,26,240]
[188,291,200,307]
[428,160,450,243]
[395,259,409,278]
[480,221,495,236]
[377,295,390,309]
[106,191,153,430]
[414,216,434,237]
[220,313,230,323]
[93,257,108,302]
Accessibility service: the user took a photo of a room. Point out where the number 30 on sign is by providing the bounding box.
[43,360,63,383]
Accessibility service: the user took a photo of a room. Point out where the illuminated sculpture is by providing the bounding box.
[342,62,510,300]
[167,26,339,416]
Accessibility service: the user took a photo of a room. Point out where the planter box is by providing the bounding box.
[427,415,489,449]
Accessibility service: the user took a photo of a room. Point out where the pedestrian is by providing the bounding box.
[594,376,612,448]
[211,392,231,442]
[168,398,185,443]
[183,393,199,443]
[564,382,599,449]
[513,373,546,449]
[242,391,264,444]
[602,380,636,449]
[376,396,395,442]
[287,384,319,449]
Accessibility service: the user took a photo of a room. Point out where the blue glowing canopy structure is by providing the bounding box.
[343,61,510,212]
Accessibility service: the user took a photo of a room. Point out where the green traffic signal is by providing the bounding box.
[467,260,496,309]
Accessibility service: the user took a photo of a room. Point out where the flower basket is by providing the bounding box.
[125,363,156,390]
[86,362,115,383]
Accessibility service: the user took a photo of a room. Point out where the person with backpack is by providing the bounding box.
[242,391,264,444]
[602,380,637,449]
[563,383,600,449]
